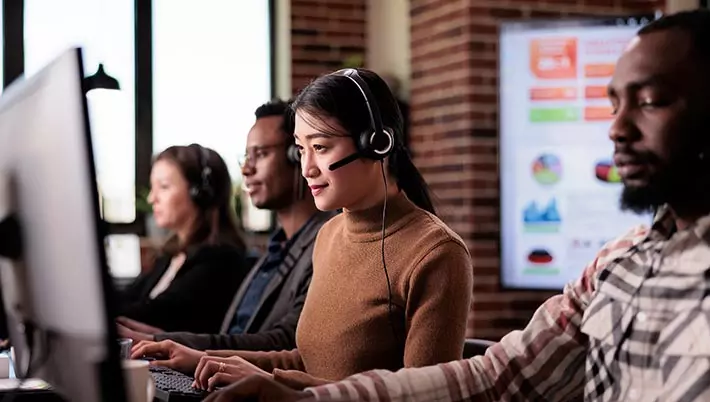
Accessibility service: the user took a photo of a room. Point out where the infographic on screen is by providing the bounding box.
[499,17,654,289]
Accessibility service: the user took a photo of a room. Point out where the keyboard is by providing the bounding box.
[149,365,207,402]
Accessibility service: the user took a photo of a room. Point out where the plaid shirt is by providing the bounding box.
[303,206,710,402]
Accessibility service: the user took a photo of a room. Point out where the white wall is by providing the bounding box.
[366,0,410,100]
[667,0,700,12]
[275,0,291,99]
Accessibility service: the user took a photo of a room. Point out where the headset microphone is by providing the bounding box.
[328,153,360,171]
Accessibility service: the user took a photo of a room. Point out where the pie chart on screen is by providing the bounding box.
[532,154,562,185]
[595,160,621,183]
[527,249,553,264]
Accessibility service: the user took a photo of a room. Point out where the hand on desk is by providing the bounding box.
[117,323,153,342]
[130,339,205,374]
[117,316,164,335]
[202,374,310,402]
[193,355,271,392]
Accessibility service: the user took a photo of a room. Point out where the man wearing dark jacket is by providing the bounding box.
[118,99,333,371]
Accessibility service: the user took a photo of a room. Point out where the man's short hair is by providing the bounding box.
[638,9,710,62]
[254,98,295,137]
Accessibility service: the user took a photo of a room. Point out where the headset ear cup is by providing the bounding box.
[201,186,214,206]
[190,185,204,207]
[363,129,394,160]
[359,131,374,157]
[377,128,394,156]
[189,144,214,209]
[286,144,300,165]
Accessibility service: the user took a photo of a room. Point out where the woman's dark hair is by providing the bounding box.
[154,144,245,255]
[291,68,436,215]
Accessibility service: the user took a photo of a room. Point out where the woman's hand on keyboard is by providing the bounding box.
[193,355,271,392]
[203,375,311,402]
[130,339,206,374]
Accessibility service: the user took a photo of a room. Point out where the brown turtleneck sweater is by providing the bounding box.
[235,192,473,389]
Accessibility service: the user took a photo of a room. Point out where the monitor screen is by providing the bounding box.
[0,47,125,401]
[499,15,657,290]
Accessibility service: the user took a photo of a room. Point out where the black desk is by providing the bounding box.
[0,389,66,401]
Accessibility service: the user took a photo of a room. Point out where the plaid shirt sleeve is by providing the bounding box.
[302,226,649,402]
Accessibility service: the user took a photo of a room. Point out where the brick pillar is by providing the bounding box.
[291,0,367,94]
[409,0,665,340]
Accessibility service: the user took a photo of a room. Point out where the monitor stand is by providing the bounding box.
[0,175,65,401]
[0,173,119,402]
[0,170,21,260]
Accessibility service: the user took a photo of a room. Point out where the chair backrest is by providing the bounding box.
[463,338,495,358]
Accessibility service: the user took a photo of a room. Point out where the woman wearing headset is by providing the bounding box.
[191,69,473,393]
[116,144,248,334]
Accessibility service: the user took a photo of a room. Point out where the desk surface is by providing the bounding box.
[0,351,64,401]
[0,378,65,402]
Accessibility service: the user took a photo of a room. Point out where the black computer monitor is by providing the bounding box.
[0,48,126,402]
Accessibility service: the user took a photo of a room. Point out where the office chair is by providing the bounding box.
[463,338,496,358]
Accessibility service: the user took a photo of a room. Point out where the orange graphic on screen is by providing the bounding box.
[585,106,614,121]
[585,63,615,78]
[584,86,608,99]
[530,87,577,101]
[530,38,577,79]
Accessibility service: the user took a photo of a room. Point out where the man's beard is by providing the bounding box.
[620,181,668,214]
[620,152,700,215]
[259,190,295,210]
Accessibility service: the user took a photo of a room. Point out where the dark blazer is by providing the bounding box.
[156,211,335,352]
[118,243,246,334]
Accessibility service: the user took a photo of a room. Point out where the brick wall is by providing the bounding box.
[409,0,664,340]
[290,0,367,94]
[288,0,666,340]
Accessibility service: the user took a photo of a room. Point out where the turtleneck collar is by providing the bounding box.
[343,191,419,242]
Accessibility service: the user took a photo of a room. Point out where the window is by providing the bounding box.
[105,234,141,278]
[0,5,4,91]
[24,0,136,223]
[152,0,273,231]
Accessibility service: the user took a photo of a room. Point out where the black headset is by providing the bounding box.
[282,104,305,198]
[188,144,215,208]
[326,68,396,171]
[286,70,395,170]
[286,143,300,165]
[287,142,306,200]
[284,106,301,165]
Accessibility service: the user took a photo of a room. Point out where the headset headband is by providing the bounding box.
[332,68,384,139]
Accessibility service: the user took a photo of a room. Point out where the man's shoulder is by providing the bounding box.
[582,224,651,289]
[285,212,338,272]
[561,224,651,313]
[293,211,339,246]
[596,224,650,264]
[311,210,338,230]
